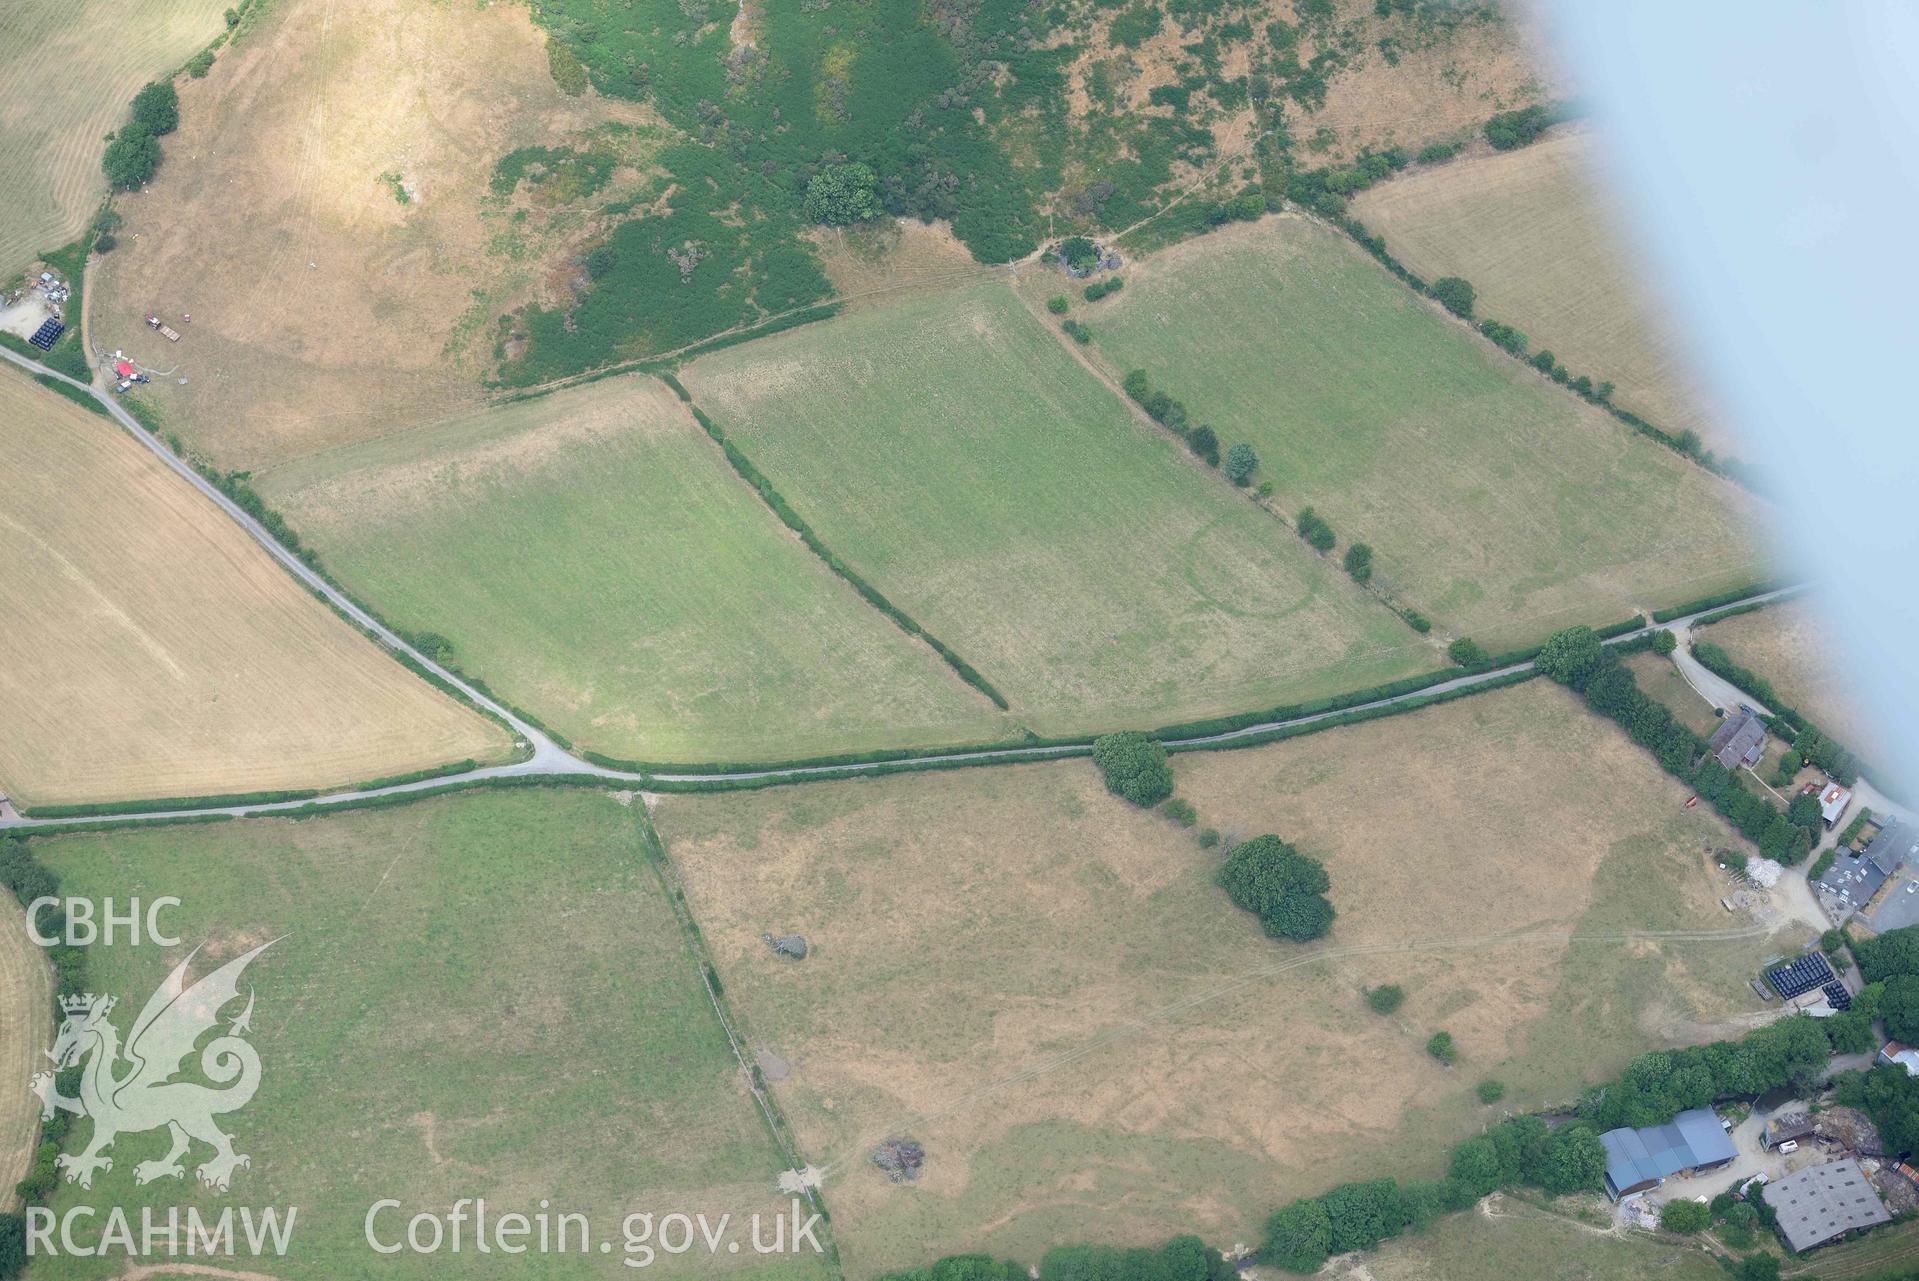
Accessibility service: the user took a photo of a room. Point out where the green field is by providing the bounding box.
[655,681,1777,1277]
[259,376,1013,764]
[1074,215,1765,649]
[22,788,828,1280]
[680,282,1433,736]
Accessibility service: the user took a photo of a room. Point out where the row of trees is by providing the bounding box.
[1120,369,1247,474]
[1536,627,1816,866]
[102,80,179,190]
[879,1235,1234,1281]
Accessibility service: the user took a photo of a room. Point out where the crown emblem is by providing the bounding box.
[60,994,113,1017]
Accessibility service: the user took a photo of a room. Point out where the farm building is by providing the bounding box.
[1819,782,1854,830]
[1599,1107,1736,1199]
[1708,709,1767,770]
[1877,1041,1919,1076]
[1764,1111,1816,1150]
[1762,1159,1891,1252]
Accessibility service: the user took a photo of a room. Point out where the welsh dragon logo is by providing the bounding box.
[30,939,277,1192]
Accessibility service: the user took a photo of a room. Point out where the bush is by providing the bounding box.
[1059,237,1100,271]
[1296,506,1335,552]
[1091,732,1173,807]
[1217,836,1335,942]
[186,49,215,77]
[1430,276,1475,319]
[1416,141,1461,163]
[1426,1032,1457,1065]
[1161,797,1197,828]
[1365,984,1404,1014]
[1658,1199,1710,1233]
[1046,296,1069,315]
[804,163,882,225]
[1223,443,1258,486]
[1475,1079,1505,1104]
[1060,319,1091,344]
[1197,828,1220,849]
[130,81,180,135]
[1447,638,1487,668]
[1343,542,1373,583]
[1083,277,1123,302]
[1478,319,1528,354]
[1484,102,1562,151]
[1651,628,1677,655]
[1261,1199,1332,1273]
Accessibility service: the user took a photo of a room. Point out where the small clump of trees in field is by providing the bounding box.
[1216,835,1334,942]
[102,81,179,191]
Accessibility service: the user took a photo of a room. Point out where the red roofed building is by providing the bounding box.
[114,360,134,378]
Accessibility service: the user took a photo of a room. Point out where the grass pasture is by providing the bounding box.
[88,0,663,470]
[1072,214,1765,649]
[1349,128,1736,456]
[680,282,1433,737]
[0,0,230,279]
[0,369,510,808]
[655,680,1780,1277]
[0,905,51,1207]
[259,375,1013,765]
[22,788,827,1281]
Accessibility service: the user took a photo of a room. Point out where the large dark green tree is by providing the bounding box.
[102,127,160,190]
[1216,836,1334,942]
[802,162,881,225]
[129,80,179,135]
[1090,732,1173,808]
[1537,625,1607,689]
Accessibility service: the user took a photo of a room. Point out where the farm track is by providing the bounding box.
[0,904,51,1206]
[0,344,1801,828]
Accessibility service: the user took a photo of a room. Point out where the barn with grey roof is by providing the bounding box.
[1762,1159,1891,1251]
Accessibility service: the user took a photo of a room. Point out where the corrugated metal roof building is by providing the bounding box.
[1600,1108,1737,1199]
[1763,1159,1890,1251]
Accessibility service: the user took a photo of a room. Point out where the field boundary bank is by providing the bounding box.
[0,323,1797,830]
[657,373,1012,712]
[633,809,845,1280]
[0,588,1796,832]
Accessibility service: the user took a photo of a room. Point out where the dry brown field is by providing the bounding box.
[1699,598,1886,762]
[0,0,229,278]
[0,369,511,808]
[0,906,51,1208]
[1623,651,1723,739]
[1350,127,1740,457]
[656,680,1785,1277]
[89,0,660,471]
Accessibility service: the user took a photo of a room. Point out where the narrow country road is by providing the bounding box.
[0,342,1805,831]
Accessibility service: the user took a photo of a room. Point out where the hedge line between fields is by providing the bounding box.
[1320,206,1753,488]
[1652,581,1790,623]
[659,373,1011,710]
[16,759,486,820]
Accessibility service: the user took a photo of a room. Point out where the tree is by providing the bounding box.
[1090,732,1173,807]
[1426,1031,1457,1065]
[1658,1199,1710,1233]
[186,49,215,77]
[1047,296,1069,315]
[1223,443,1258,486]
[1786,792,1823,831]
[1160,798,1197,827]
[1731,1254,1780,1281]
[1447,638,1486,668]
[1343,542,1373,583]
[1058,237,1100,271]
[1261,1198,1332,1274]
[1217,836,1335,942]
[1296,506,1335,552]
[1537,625,1607,689]
[1321,1180,1405,1253]
[1475,1079,1505,1104]
[101,126,161,190]
[1186,424,1220,467]
[1448,1134,1508,1196]
[1430,276,1475,318]
[1651,628,1677,655]
[129,81,180,135]
[803,162,881,225]
[1365,984,1404,1014]
[1882,975,1919,1043]
[1535,1129,1605,1194]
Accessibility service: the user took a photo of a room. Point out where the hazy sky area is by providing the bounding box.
[1549,1,1919,797]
